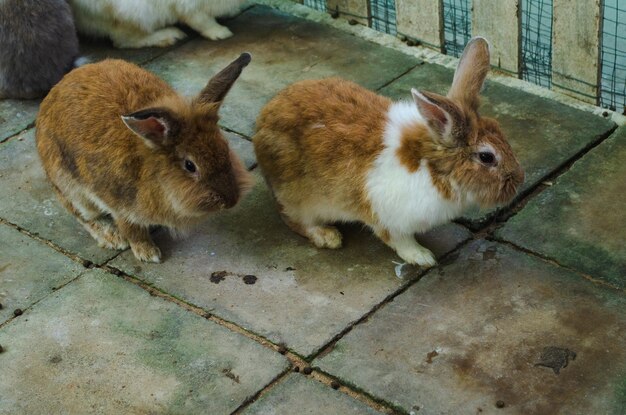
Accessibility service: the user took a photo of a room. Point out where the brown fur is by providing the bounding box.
[255,78,390,228]
[36,55,253,262]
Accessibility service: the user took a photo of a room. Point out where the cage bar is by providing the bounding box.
[442,0,472,57]
[600,0,626,112]
[303,0,327,11]
[370,0,397,35]
[520,0,553,88]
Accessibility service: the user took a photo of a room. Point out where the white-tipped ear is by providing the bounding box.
[447,36,491,109]
[412,88,450,137]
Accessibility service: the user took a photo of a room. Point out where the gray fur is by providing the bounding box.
[0,0,79,99]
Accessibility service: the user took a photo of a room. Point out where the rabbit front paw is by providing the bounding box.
[307,225,343,249]
[130,241,162,263]
[202,24,233,40]
[82,218,129,250]
[396,245,437,268]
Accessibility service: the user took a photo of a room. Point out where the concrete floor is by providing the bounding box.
[0,4,625,415]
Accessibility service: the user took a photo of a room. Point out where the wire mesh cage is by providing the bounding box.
[600,0,626,112]
[521,0,553,88]
[441,0,472,57]
[303,0,326,12]
[370,0,397,35]
[296,0,625,113]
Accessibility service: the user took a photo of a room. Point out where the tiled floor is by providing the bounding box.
[0,4,624,415]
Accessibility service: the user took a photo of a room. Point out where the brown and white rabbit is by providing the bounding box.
[254,38,524,267]
[67,0,246,48]
[36,53,254,263]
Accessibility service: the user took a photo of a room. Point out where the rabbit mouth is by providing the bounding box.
[498,174,524,203]
[197,193,237,212]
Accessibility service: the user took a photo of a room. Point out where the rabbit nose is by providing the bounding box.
[220,192,238,209]
[212,181,239,208]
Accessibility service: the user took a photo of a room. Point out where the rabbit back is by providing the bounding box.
[36,60,177,217]
[0,0,79,99]
[254,78,391,223]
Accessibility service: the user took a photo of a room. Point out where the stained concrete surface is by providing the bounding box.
[316,240,626,415]
[0,270,288,415]
[0,3,623,414]
[498,127,626,287]
[0,223,84,325]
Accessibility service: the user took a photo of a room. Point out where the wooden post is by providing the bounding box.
[395,0,444,49]
[552,0,602,104]
[326,0,370,25]
[473,0,520,75]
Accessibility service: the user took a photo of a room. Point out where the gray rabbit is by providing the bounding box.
[0,0,80,99]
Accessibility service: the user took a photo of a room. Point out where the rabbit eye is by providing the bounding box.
[478,151,495,166]
[184,159,197,173]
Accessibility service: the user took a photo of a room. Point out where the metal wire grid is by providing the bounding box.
[520,0,553,88]
[370,0,398,35]
[303,0,326,12]
[600,0,626,112]
[441,0,472,57]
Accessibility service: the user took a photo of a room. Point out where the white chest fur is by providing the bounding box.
[365,102,470,235]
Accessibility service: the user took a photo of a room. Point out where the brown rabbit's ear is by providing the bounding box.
[412,89,460,147]
[121,108,180,149]
[447,36,490,111]
[196,53,251,106]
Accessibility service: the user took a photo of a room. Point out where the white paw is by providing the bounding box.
[308,226,343,249]
[131,242,162,263]
[396,245,437,268]
[202,24,233,40]
[150,27,187,47]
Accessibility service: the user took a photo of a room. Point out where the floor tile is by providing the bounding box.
[0,223,84,325]
[497,127,626,287]
[316,240,626,415]
[0,270,288,415]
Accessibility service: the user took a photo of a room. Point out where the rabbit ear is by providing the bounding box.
[447,37,490,111]
[121,108,180,148]
[196,53,251,106]
[412,89,457,146]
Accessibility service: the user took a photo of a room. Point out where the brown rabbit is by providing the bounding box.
[254,38,524,267]
[36,54,254,263]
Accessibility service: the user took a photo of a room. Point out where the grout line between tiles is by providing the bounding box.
[375,62,423,92]
[306,236,473,362]
[492,238,626,295]
[0,271,86,331]
[0,121,36,145]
